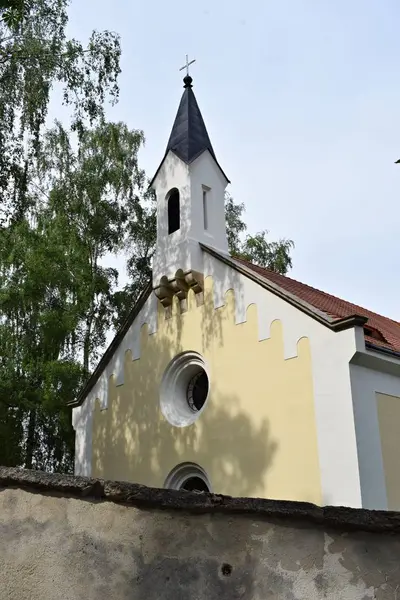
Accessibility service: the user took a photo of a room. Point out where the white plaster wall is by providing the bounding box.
[153,152,191,246]
[188,151,229,255]
[350,363,400,510]
[152,150,228,285]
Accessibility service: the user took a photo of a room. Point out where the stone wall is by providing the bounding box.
[1,467,400,599]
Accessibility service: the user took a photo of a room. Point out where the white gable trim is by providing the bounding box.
[73,249,363,507]
[72,291,158,476]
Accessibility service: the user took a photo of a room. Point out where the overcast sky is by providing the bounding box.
[60,0,400,321]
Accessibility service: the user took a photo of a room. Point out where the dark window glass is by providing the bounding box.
[181,477,209,492]
[168,189,180,234]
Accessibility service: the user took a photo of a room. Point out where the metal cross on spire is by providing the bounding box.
[179,54,196,77]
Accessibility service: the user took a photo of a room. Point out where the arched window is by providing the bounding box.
[167,188,180,234]
[164,462,212,493]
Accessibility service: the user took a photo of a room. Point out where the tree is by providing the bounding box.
[111,183,156,329]
[0,215,86,470]
[224,194,247,256]
[0,119,146,471]
[36,120,145,371]
[0,0,121,470]
[0,0,121,224]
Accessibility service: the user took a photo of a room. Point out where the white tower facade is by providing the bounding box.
[150,75,230,306]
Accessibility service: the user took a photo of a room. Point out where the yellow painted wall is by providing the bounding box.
[376,392,400,510]
[92,277,322,503]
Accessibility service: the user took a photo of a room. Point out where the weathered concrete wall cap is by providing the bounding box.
[2,466,400,533]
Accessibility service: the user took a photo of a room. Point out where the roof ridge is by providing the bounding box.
[234,257,400,327]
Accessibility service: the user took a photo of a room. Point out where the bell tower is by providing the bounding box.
[150,67,230,309]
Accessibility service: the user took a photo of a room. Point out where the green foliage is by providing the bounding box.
[0,119,147,470]
[0,0,121,470]
[225,194,247,256]
[110,184,156,329]
[0,0,121,223]
[240,232,294,272]
[0,216,86,470]
[0,0,32,28]
[35,120,145,370]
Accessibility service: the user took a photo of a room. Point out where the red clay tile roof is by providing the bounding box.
[234,257,400,355]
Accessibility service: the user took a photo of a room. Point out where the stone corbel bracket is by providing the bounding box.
[154,269,204,312]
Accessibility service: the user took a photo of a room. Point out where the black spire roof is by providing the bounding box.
[150,76,229,185]
[166,74,216,164]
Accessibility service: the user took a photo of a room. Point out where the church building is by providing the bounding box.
[70,73,400,511]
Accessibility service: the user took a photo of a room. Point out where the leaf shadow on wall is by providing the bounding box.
[92,278,278,499]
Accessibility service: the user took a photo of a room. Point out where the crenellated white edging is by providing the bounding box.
[204,253,363,508]
[73,250,364,507]
[72,291,158,476]
[204,254,311,358]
